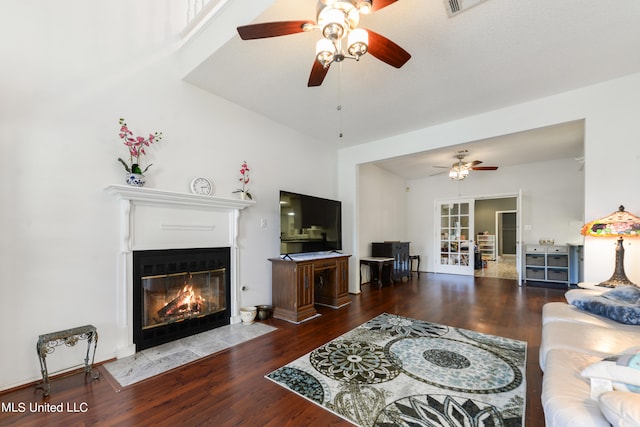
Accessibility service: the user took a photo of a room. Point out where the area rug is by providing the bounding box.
[266,313,526,426]
[105,322,276,388]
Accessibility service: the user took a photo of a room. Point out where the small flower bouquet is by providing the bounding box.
[117,118,163,175]
[233,161,252,200]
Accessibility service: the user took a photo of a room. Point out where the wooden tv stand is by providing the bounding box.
[269,253,351,323]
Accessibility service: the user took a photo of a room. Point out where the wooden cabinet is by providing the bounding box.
[269,254,351,323]
[524,245,570,287]
[371,242,410,281]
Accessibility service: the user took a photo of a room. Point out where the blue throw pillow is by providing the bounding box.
[603,286,640,304]
[570,286,640,325]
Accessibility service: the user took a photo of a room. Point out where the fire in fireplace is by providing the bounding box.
[133,247,231,351]
[143,270,226,329]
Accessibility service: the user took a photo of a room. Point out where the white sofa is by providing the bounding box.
[540,289,640,426]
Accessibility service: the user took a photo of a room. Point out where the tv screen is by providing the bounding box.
[279,190,342,255]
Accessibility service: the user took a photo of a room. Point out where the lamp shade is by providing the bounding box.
[319,8,347,40]
[315,38,335,67]
[358,0,373,14]
[581,205,640,238]
[581,205,640,287]
[348,28,368,57]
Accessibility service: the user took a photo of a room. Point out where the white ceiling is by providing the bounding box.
[184,0,640,178]
[371,119,585,179]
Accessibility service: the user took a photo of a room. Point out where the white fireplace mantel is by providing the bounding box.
[106,185,255,210]
[106,184,254,358]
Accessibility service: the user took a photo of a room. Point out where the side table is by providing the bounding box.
[360,257,394,288]
[577,282,609,292]
[36,324,99,396]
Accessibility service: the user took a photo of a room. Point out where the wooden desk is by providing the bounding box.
[360,257,395,288]
[269,254,351,323]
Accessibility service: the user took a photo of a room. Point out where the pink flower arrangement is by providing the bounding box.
[117,118,163,175]
[233,161,252,199]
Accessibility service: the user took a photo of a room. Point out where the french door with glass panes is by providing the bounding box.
[436,200,475,275]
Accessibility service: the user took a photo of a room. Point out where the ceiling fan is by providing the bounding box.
[436,150,499,181]
[236,0,411,87]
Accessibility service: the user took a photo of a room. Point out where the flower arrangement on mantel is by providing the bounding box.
[117,118,163,176]
[232,161,252,200]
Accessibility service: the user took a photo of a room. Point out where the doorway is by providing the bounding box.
[496,210,517,256]
[474,198,519,280]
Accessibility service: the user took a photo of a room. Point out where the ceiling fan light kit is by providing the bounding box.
[237,0,410,87]
[445,150,498,181]
[449,167,469,181]
[315,1,369,64]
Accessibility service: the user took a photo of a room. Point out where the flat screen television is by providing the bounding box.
[279,190,342,255]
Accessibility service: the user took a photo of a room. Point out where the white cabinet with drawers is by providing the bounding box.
[524,245,570,287]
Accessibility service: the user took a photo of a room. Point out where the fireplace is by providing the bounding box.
[133,247,231,351]
[107,185,254,358]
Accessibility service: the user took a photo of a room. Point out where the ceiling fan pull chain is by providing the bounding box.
[337,62,343,138]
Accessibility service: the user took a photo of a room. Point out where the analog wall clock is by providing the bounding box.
[190,177,214,196]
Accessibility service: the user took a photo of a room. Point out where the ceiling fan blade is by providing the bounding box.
[237,20,314,40]
[471,166,499,170]
[461,161,479,168]
[371,0,399,12]
[365,29,411,68]
[308,60,330,87]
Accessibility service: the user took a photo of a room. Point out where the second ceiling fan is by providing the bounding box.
[236,0,411,87]
[438,150,499,181]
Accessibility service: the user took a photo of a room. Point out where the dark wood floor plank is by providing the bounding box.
[0,273,565,427]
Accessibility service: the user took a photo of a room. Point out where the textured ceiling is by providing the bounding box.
[183,0,640,177]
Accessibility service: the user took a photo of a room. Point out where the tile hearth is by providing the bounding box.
[104,322,275,388]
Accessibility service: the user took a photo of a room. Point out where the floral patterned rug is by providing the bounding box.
[266,313,526,426]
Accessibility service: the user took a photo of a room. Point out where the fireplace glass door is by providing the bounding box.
[133,247,231,351]
[142,268,226,331]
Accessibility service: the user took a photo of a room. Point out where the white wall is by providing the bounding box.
[406,158,584,273]
[0,1,337,390]
[357,163,407,281]
[340,72,640,293]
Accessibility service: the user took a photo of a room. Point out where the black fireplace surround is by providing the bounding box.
[133,247,231,351]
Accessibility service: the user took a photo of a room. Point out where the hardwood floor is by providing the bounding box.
[0,273,566,427]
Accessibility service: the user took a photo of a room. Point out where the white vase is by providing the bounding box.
[126,173,145,187]
[239,191,247,200]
